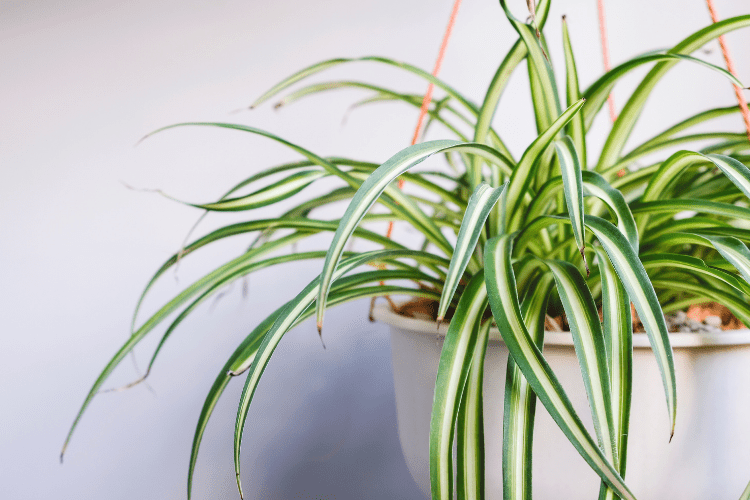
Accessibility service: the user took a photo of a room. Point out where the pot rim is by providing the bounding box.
[372,305,750,349]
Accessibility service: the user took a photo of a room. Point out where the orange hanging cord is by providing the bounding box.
[371,0,462,317]
[705,0,750,143]
[596,0,617,124]
[385,0,463,239]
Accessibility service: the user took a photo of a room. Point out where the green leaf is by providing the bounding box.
[554,136,587,272]
[140,122,450,254]
[506,99,586,229]
[187,282,442,499]
[739,477,750,500]
[456,319,492,500]
[597,15,750,170]
[503,274,554,500]
[184,170,326,211]
[693,234,750,287]
[498,0,562,132]
[430,272,488,500]
[629,103,750,155]
[640,252,750,297]
[232,250,445,497]
[631,199,750,221]
[643,151,750,204]
[316,140,514,332]
[594,247,632,500]
[562,16,586,168]
[583,52,744,131]
[484,234,635,500]
[251,56,479,115]
[583,215,676,439]
[541,259,616,466]
[473,0,551,147]
[438,182,507,321]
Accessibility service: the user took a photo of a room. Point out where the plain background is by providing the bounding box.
[1,0,748,498]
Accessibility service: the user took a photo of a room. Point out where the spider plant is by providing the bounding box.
[63,0,750,498]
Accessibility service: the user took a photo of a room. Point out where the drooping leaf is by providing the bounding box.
[484,234,635,499]
[456,319,492,500]
[503,274,554,500]
[554,136,587,272]
[583,216,676,438]
[430,272,488,500]
[594,247,632,500]
[438,182,507,321]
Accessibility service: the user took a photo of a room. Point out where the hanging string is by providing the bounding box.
[705,0,750,143]
[371,0,462,317]
[596,0,617,123]
[386,0,463,239]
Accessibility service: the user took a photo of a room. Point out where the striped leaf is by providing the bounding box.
[456,319,492,500]
[583,52,744,131]
[438,182,507,321]
[597,15,750,170]
[140,122,450,254]
[473,0,551,146]
[594,247,632,500]
[188,282,441,499]
[503,274,554,500]
[232,250,444,497]
[562,16,586,168]
[640,253,750,297]
[583,215,676,439]
[484,234,635,500]
[186,170,326,211]
[506,99,586,228]
[541,259,616,465]
[693,234,750,287]
[430,272,488,500]
[498,0,562,132]
[315,140,514,332]
[643,151,750,204]
[554,136,587,273]
[524,170,638,253]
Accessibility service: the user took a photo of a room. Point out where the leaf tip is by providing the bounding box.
[580,247,590,277]
[436,316,443,330]
[317,321,323,336]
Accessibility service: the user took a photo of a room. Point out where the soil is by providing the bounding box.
[387,298,745,333]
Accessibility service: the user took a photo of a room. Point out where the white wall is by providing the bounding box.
[1,0,748,498]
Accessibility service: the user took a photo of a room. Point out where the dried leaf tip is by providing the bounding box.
[317,322,323,336]
[579,247,590,277]
[318,332,326,350]
[436,316,443,330]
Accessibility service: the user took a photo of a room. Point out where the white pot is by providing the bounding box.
[373,305,750,499]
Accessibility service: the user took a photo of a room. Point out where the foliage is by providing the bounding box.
[64,1,750,499]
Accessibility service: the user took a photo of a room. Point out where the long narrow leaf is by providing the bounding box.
[503,274,554,500]
[456,319,492,500]
[542,259,616,464]
[594,247,632,500]
[438,182,507,321]
[562,16,586,168]
[430,272,488,500]
[554,136,587,272]
[506,99,586,228]
[583,215,676,438]
[316,140,514,332]
[484,234,635,499]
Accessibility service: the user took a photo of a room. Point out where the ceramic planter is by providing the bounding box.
[373,305,750,499]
